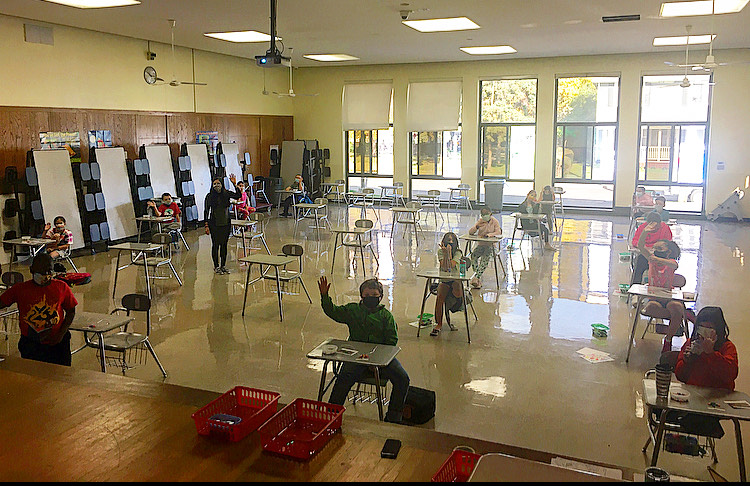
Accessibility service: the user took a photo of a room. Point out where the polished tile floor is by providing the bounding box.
[3,204,749,481]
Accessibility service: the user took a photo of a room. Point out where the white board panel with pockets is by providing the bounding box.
[32,149,85,250]
[186,143,213,220]
[221,142,243,182]
[144,144,177,199]
[95,147,138,240]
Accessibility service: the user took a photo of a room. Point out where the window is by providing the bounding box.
[346,128,394,191]
[554,76,619,209]
[478,79,537,204]
[638,74,711,213]
[410,129,462,199]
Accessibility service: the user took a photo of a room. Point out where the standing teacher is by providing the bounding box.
[205,173,241,274]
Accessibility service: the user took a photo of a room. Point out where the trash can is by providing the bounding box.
[266,177,283,207]
[484,179,505,212]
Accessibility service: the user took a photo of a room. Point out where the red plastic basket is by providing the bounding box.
[191,386,280,442]
[258,398,345,460]
[431,450,482,482]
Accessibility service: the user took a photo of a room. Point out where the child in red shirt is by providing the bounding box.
[147,193,182,230]
[0,252,78,366]
[233,180,255,220]
[630,211,673,285]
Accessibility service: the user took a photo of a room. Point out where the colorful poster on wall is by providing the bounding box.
[88,130,113,149]
[196,131,219,155]
[39,131,81,163]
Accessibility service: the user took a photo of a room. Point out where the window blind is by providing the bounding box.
[406,80,462,132]
[342,82,393,130]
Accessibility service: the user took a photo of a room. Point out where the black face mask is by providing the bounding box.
[654,250,670,258]
[362,296,381,309]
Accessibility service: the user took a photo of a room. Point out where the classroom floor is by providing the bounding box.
[3,203,749,481]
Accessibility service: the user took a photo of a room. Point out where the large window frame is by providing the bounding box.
[553,75,621,210]
[345,126,394,191]
[409,127,462,199]
[478,78,538,205]
[637,74,712,214]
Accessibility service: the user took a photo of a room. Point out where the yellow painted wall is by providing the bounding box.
[293,49,750,213]
[0,14,292,115]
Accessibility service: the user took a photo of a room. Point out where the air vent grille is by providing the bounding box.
[602,14,641,22]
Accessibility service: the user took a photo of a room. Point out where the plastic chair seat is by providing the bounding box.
[99,332,148,351]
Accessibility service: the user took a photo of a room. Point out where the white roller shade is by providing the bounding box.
[342,82,393,130]
[406,80,462,132]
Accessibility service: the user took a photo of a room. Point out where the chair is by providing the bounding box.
[263,244,313,303]
[450,183,472,210]
[419,189,444,224]
[88,293,167,377]
[342,219,379,267]
[166,218,190,251]
[313,197,332,230]
[423,256,478,331]
[642,368,721,463]
[349,367,390,408]
[639,273,689,339]
[553,186,565,218]
[394,201,424,242]
[246,212,271,254]
[352,187,379,221]
[134,233,183,286]
[511,213,545,253]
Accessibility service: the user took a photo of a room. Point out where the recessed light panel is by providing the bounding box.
[403,17,480,32]
[653,34,716,45]
[660,0,749,17]
[43,0,140,7]
[460,45,517,55]
[303,54,360,62]
[204,31,275,43]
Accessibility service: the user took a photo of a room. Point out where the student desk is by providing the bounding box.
[459,234,507,288]
[231,219,270,257]
[135,215,172,242]
[390,206,422,244]
[415,193,443,224]
[468,452,615,482]
[3,237,56,270]
[307,338,401,422]
[448,186,472,210]
[626,284,697,362]
[643,378,750,481]
[293,202,328,240]
[378,185,405,208]
[416,269,473,343]
[320,181,345,201]
[510,212,549,254]
[69,311,134,373]
[275,189,302,214]
[239,254,296,321]
[330,226,376,277]
[109,242,173,300]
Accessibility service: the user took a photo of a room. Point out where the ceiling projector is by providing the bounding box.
[255,50,290,67]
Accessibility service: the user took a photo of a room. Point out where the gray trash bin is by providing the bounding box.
[484,179,505,212]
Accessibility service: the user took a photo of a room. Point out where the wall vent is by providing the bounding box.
[601,14,641,22]
[24,24,54,46]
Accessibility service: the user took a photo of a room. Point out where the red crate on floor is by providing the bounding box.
[192,386,280,442]
[431,450,482,482]
[258,398,345,460]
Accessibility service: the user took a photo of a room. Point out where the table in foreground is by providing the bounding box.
[307,338,400,422]
[0,356,640,482]
[69,311,134,373]
[626,284,697,362]
[468,452,615,482]
[643,378,750,481]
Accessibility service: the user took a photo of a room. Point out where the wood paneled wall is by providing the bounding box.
[0,106,293,189]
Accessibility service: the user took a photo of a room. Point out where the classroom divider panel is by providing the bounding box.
[143,144,178,199]
[74,152,109,247]
[31,149,85,250]
[219,142,243,188]
[175,144,198,225]
[186,143,213,221]
[95,147,138,240]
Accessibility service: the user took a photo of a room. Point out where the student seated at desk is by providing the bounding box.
[631,211,673,285]
[431,232,464,336]
[318,276,410,424]
[468,208,502,289]
[636,224,684,354]
[653,195,670,222]
[233,180,256,220]
[517,190,555,251]
[0,252,77,366]
[42,215,73,260]
[146,193,182,231]
[280,174,305,218]
[632,186,655,218]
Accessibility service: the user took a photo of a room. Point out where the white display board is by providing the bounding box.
[32,149,85,250]
[144,144,177,198]
[221,142,243,181]
[280,140,305,187]
[95,147,138,240]
[186,143,213,219]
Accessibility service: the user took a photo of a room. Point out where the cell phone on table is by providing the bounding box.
[381,438,401,459]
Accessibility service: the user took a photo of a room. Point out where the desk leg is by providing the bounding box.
[275,266,283,321]
[735,419,746,482]
[417,278,430,338]
[142,252,151,300]
[317,360,330,401]
[112,250,122,299]
[650,408,668,466]
[315,208,321,240]
[98,332,107,373]
[492,245,500,288]
[461,283,471,344]
[626,296,643,363]
[497,243,507,277]
[241,226,247,257]
[261,235,271,255]
[10,245,15,271]
[242,263,252,316]
[137,220,142,243]
[538,219,544,254]
[357,234,366,277]
[331,232,339,273]
[374,366,384,421]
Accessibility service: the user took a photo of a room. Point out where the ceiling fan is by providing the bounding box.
[657,25,715,88]
[144,19,207,87]
[263,48,318,98]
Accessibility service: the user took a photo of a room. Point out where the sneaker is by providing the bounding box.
[214,267,222,274]
[470,278,481,289]
[220,266,230,274]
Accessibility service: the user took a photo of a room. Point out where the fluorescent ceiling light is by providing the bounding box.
[303,54,360,62]
[402,17,480,32]
[204,31,276,43]
[43,0,140,7]
[653,34,716,45]
[460,45,517,55]
[660,0,749,17]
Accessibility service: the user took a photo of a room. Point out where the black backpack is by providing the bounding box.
[401,386,435,425]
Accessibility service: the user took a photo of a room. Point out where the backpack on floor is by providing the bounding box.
[55,272,92,287]
[401,386,435,425]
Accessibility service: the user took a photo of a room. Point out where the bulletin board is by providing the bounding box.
[95,147,138,240]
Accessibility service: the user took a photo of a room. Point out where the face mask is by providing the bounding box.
[481,214,491,222]
[213,184,222,192]
[163,200,172,206]
[362,296,381,309]
[654,250,669,258]
[33,273,50,286]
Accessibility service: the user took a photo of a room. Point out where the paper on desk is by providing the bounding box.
[725,400,750,409]
[576,347,614,363]
[550,457,623,480]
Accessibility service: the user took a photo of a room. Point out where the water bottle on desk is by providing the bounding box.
[459,260,466,276]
